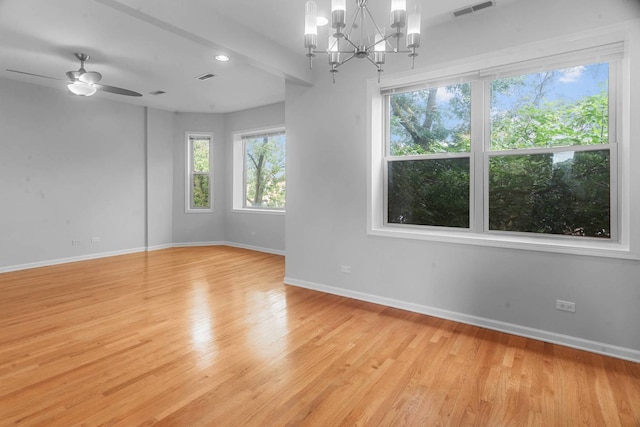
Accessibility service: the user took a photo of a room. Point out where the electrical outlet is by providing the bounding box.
[340,265,351,274]
[72,240,81,246]
[556,300,576,313]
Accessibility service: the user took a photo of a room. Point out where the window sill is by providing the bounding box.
[232,208,285,216]
[185,208,214,214]
[368,225,638,260]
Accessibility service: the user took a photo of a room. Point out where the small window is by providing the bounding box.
[233,127,286,212]
[186,133,212,212]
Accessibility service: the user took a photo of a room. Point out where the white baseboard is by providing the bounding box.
[223,242,285,256]
[146,243,175,251]
[284,276,640,364]
[0,241,283,273]
[172,241,226,248]
[0,247,148,274]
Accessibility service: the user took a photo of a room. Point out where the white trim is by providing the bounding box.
[147,243,175,251]
[0,247,148,274]
[172,241,226,248]
[224,242,285,256]
[185,132,214,213]
[231,208,285,216]
[284,276,640,363]
[0,242,284,273]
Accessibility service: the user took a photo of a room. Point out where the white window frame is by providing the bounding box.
[367,26,638,260]
[232,126,286,214]
[185,132,213,213]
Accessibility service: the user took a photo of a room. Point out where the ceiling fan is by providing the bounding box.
[6,53,142,97]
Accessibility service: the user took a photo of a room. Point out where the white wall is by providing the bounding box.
[284,0,640,359]
[224,102,286,254]
[0,79,146,268]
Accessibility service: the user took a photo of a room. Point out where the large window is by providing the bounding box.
[370,42,632,257]
[186,133,212,212]
[233,127,286,212]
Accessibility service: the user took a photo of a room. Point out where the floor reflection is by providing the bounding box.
[245,289,288,360]
[190,282,216,368]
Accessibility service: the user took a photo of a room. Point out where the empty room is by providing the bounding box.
[1,0,639,425]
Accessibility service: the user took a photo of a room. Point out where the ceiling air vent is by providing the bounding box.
[196,73,216,81]
[149,90,166,96]
[453,1,495,18]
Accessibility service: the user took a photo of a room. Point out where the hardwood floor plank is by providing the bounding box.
[0,246,638,426]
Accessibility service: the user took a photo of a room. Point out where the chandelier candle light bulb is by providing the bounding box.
[390,0,407,30]
[305,1,318,48]
[331,0,346,33]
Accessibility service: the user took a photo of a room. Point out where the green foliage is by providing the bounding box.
[245,134,286,208]
[491,92,608,150]
[488,151,610,237]
[192,174,210,209]
[388,159,470,227]
[191,139,210,209]
[390,84,471,155]
[387,67,611,237]
[192,140,210,172]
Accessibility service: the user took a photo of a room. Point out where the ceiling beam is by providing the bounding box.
[93,0,313,86]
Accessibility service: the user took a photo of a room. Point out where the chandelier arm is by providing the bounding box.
[364,33,395,52]
[342,35,360,51]
[335,53,357,68]
[345,5,362,42]
[364,54,379,68]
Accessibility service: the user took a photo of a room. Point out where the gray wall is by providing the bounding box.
[224,103,286,254]
[0,79,146,268]
[284,0,640,357]
[172,112,226,244]
[146,108,175,249]
[0,84,286,270]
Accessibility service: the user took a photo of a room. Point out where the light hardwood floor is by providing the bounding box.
[0,246,638,426]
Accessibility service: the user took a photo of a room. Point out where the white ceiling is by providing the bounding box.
[0,0,509,113]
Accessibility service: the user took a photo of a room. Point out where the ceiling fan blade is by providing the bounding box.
[93,84,142,97]
[6,69,64,81]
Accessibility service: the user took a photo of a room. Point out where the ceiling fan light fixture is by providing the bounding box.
[78,71,102,84]
[67,81,97,96]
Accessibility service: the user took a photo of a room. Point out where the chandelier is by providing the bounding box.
[304,0,422,82]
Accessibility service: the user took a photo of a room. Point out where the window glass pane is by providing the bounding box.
[491,63,609,150]
[389,83,471,156]
[244,133,286,209]
[388,158,470,227]
[192,174,210,209]
[489,150,610,238]
[192,139,210,173]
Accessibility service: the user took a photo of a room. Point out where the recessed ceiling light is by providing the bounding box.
[316,16,328,26]
[215,54,230,62]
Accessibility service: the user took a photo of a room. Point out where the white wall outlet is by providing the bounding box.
[340,265,352,274]
[556,300,576,312]
[72,240,81,246]
[91,237,101,243]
